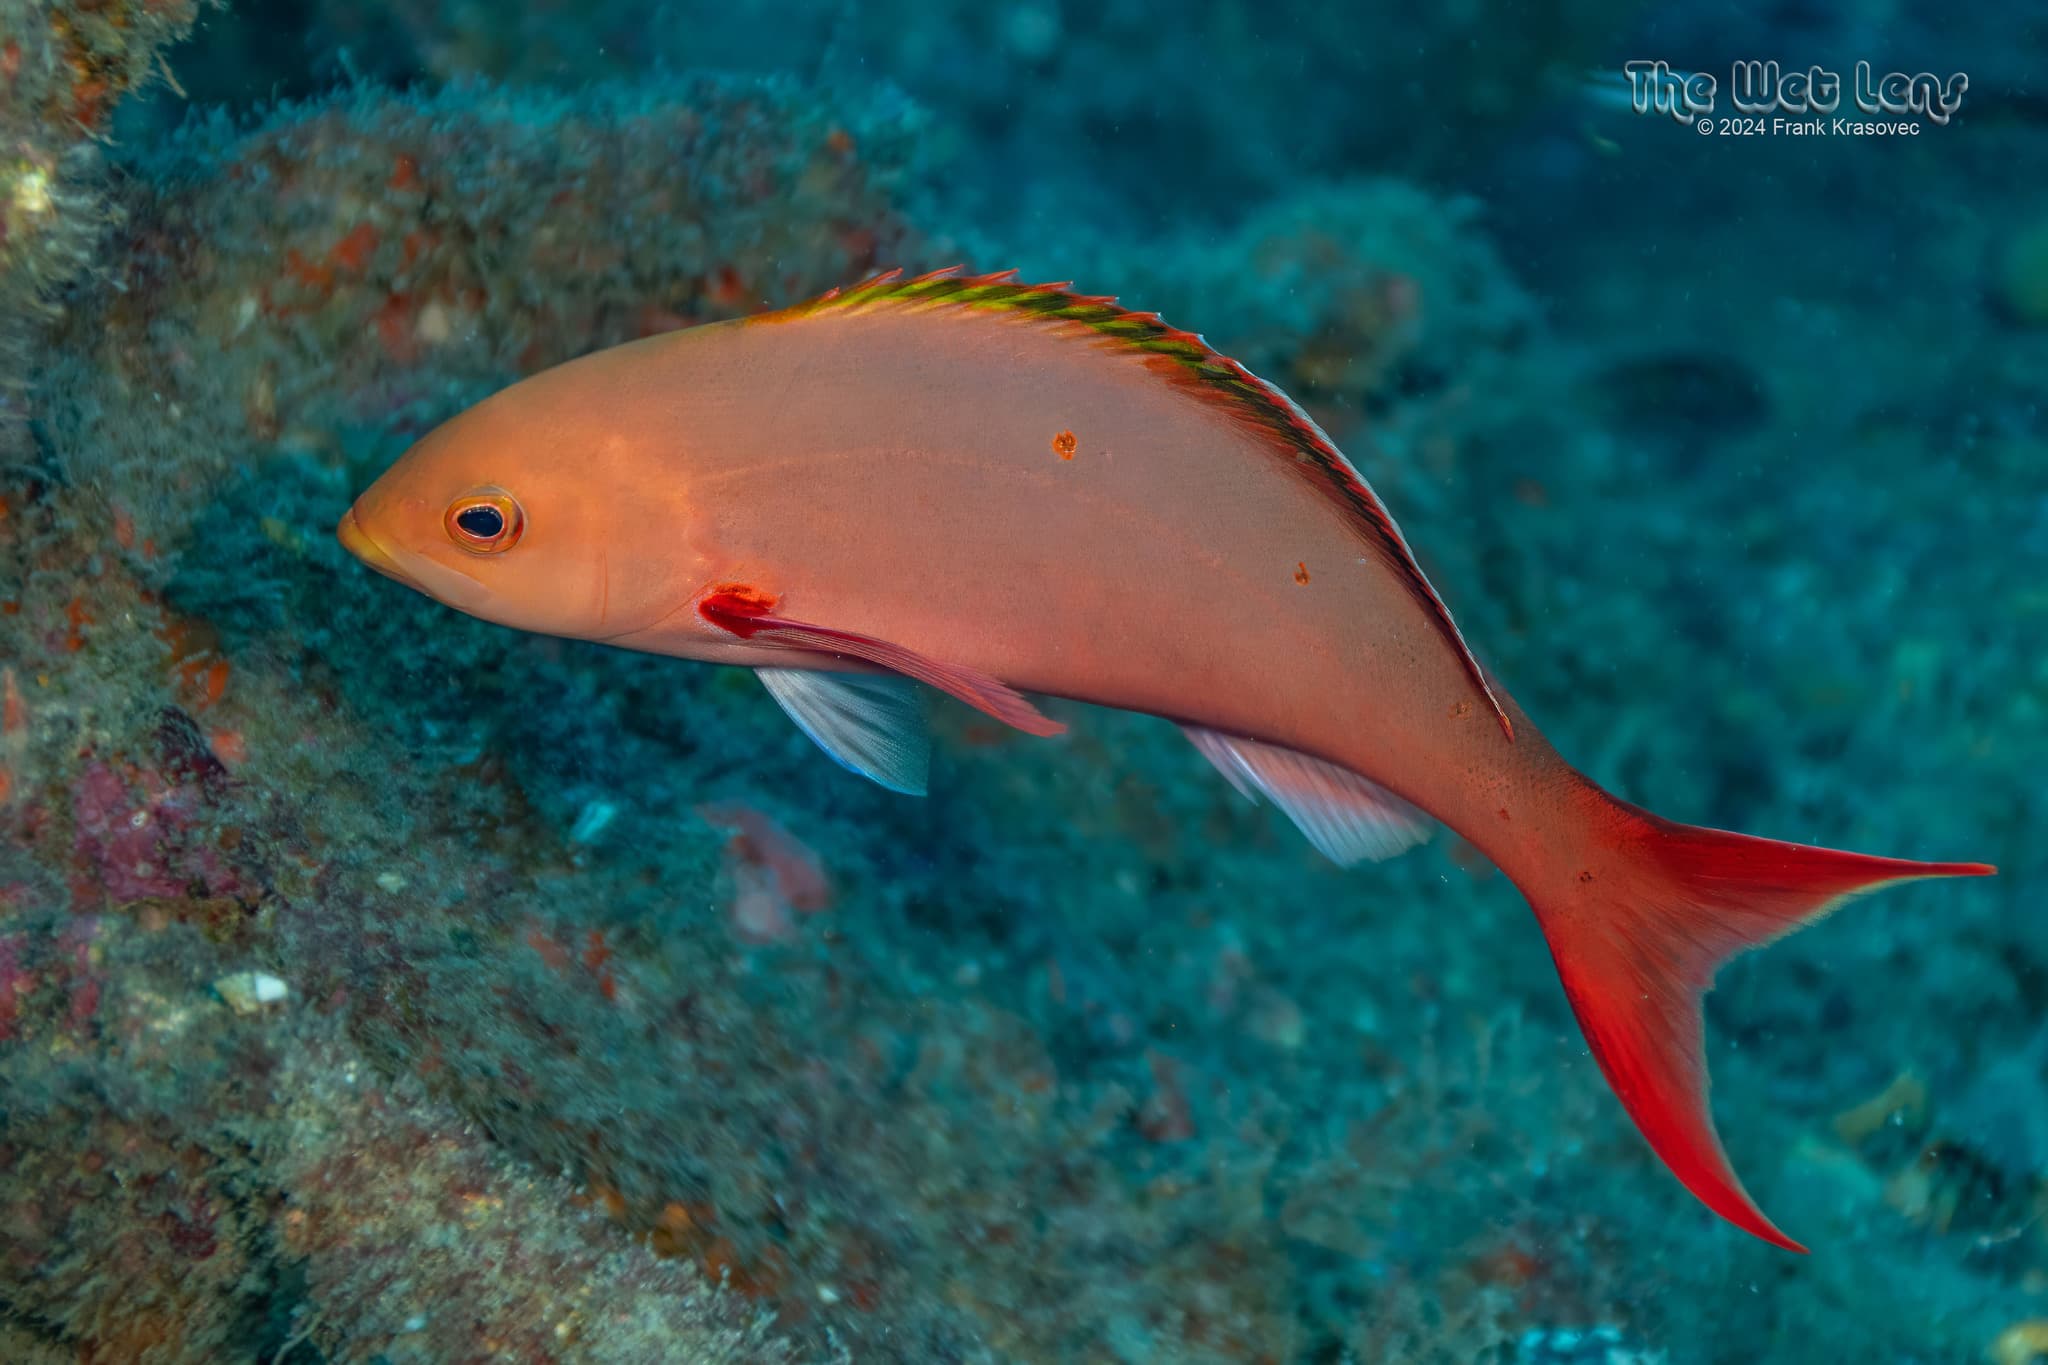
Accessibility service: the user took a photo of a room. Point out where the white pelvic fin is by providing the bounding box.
[757,666,930,796]
[1183,725,1432,865]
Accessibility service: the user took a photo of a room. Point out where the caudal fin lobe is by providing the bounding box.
[1531,789,1994,1252]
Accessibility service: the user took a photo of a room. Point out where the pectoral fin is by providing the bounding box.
[702,586,1065,738]
[1184,725,1432,865]
[757,667,930,795]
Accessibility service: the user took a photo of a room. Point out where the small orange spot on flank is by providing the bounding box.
[1052,429,1078,460]
[825,126,855,156]
[1293,561,1311,585]
[0,766,12,804]
[388,154,421,190]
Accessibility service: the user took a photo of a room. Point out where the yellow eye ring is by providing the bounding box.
[444,488,524,554]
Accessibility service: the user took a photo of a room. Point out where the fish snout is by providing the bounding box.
[336,506,411,586]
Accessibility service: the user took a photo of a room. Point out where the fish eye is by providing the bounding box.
[443,488,524,554]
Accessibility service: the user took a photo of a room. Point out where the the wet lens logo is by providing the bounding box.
[1623,60,1968,136]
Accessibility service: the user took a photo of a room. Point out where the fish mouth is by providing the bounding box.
[336,507,413,588]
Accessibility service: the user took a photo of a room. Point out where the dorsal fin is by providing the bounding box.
[782,267,1513,742]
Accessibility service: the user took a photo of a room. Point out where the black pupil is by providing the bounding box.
[456,504,504,539]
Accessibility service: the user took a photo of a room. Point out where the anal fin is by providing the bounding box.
[1184,726,1432,865]
[757,667,930,795]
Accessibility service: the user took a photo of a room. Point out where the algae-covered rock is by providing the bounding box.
[0,0,210,456]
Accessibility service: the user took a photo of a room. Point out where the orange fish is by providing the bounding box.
[338,268,1992,1250]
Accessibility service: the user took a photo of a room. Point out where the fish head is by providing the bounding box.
[337,350,709,642]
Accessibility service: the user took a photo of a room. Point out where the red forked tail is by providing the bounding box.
[1529,788,1994,1252]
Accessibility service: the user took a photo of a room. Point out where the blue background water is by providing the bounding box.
[0,2,2040,1361]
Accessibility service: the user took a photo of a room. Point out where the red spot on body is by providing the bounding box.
[698,583,780,637]
[1293,561,1311,585]
[1052,429,1077,460]
[388,154,421,190]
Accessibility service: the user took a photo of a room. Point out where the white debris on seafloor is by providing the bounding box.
[214,970,289,1015]
[569,799,618,845]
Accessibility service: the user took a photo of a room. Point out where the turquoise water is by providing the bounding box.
[0,3,2039,1361]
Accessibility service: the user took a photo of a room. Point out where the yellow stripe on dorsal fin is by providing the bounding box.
[781,267,1514,742]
